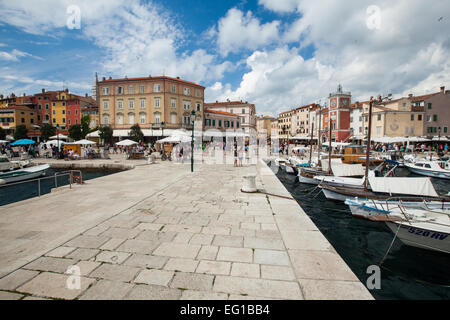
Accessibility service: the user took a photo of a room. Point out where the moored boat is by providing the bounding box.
[0,164,50,184]
[405,160,450,179]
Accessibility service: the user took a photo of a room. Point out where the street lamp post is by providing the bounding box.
[56,124,60,158]
[191,110,195,173]
[438,126,441,155]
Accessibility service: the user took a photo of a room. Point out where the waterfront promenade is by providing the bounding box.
[0,157,373,300]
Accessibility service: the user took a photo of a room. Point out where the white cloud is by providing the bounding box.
[0,49,42,61]
[0,0,231,86]
[215,8,280,56]
[208,0,450,116]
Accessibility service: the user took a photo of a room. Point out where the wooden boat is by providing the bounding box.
[320,177,450,202]
[342,145,384,165]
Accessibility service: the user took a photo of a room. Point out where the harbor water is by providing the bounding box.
[272,164,450,300]
[0,168,122,207]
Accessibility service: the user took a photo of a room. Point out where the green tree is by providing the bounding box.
[81,114,91,138]
[0,127,6,140]
[40,123,56,142]
[14,125,28,140]
[98,125,113,145]
[129,124,144,142]
[68,124,83,141]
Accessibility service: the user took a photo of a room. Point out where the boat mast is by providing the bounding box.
[364,97,374,190]
[328,115,332,174]
[317,105,322,168]
[309,121,314,165]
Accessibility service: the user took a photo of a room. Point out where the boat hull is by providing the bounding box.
[386,221,450,254]
[0,164,50,183]
[406,166,450,180]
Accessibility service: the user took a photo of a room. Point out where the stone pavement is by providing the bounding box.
[0,158,373,300]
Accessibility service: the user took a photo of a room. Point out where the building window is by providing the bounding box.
[427,115,431,122]
[102,87,110,95]
[129,100,134,109]
[236,122,239,128]
[377,114,381,121]
[117,113,124,125]
[38,104,42,109]
[184,87,190,96]
[140,99,146,109]
[52,110,55,115]
[433,114,438,121]
[68,119,71,125]
[171,98,176,108]
[170,113,177,124]
[196,103,201,112]
[117,86,123,94]
[402,103,406,108]
[155,113,161,124]
[52,118,56,123]
[444,127,448,133]
[242,109,245,114]
[428,103,432,109]
[154,84,161,92]
[212,119,216,127]
[128,113,135,125]
[418,115,422,121]
[103,115,109,125]
[118,100,123,109]
[154,98,160,108]
[129,85,134,94]
[218,120,222,127]
[196,89,201,97]
[62,118,65,124]
[171,84,176,93]
[350,117,353,123]
[103,101,109,110]
[140,85,145,93]
[231,121,234,128]
[411,114,414,121]
[139,113,146,124]
[183,101,191,110]
[62,110,65,115]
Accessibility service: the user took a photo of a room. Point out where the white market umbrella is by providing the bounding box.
[73,139,96,145]
[0,140,8,144]
[44,140,65,147]
[116,139,138,146]
[50,134,68,140]
[157,135,192,143]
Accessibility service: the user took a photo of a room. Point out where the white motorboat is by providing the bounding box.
[0,164,50,184]
[384,207,450,254]
[405,160,450,179]
[345,198,450,219]
[314,176,366,189]
[274,158,296,174]
[0,155,30,172]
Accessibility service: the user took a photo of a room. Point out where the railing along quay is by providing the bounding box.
[0,170,83,197]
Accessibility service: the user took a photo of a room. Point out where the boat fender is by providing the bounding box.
[0,179,5,185]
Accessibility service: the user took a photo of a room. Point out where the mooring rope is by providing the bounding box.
[378,223,401,267]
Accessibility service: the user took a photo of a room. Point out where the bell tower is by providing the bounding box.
[327,84,351,142]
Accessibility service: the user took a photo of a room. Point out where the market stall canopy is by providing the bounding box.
[0,140,9,144]
[5,135,14,141]
[157,135,192,143]
[86,130,99,138]
[115,139,138,146]
[49,134,68,140]
[11,139,36,146]
[291,135,317,140]
[44,140,65,147]
[72,139,97,145]
[432,136,450,141]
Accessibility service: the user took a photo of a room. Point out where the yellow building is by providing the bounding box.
[257,116,276,138]
[0,106,37,134]
[278,109,294,141]
[362,97,425,137]
[97,76,204,131]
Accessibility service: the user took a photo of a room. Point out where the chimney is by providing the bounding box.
[65,88,69,93]
[85,93,88,97]
[102,77,106,81]
[176,77,180,79]
[42,88,45,93]
[108,76,112,80]
[0,95,3,99]
[408,93,413,98]
[440,86,445,92]
[23,93,26,97]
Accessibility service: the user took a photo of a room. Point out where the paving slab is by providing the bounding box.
[181,290,228,300]
[122,254,168,269]
[230,263,260,278]
[0,291,24,300]
[170,272,214,291]
[23,257,78,273]
[16,272,95,300]
[89,264,140,282]
[153,243,201,259]
[298,279,374,300]
[216,247,253,263]
[164,258,199,273]
[125,284,181,300]
[213,276,303,300]
[0,269,39,291]
[196,261,231,275]
[79,279,134,300]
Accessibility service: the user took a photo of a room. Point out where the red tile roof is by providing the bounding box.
[409,92,440,102]
[204,109,239,117]
[205,101,253,106]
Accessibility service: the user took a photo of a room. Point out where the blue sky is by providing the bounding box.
[0,0,449,116]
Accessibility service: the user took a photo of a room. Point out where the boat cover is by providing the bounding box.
[331,163,365,177]
[368,177,439,197]
[321,158,342,172]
